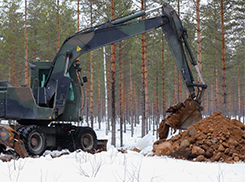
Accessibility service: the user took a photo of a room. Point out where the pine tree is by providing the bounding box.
[24,0,28,85]
[1,0,25,85]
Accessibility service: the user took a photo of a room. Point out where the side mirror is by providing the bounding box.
[82,76,88,83]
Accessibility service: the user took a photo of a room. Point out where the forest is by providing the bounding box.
[0,0,245,146]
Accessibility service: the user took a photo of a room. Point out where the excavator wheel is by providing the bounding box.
[75,127,97,151]
[18,125,46,156]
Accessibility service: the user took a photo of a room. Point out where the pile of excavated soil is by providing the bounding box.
[153,111,245,163]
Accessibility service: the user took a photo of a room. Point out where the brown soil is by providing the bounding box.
[153,111,245,163]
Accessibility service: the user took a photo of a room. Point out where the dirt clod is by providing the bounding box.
[196,155,205,162]
[180,139,190,148]
[155,141,172,156]
[153,111,245,163]
[191,146,205,158]
[187,126,197,137]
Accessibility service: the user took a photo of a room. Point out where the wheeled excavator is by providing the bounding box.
[0,2,207,158]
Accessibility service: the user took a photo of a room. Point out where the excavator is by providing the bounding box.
[0,2,207,158]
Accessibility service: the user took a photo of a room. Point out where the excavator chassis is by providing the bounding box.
[0,124,107,158]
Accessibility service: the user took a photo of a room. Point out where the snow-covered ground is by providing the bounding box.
[1,120,245,182]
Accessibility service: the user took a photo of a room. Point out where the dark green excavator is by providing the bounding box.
[0,2,206,157]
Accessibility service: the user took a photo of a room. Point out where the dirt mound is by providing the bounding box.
[153,111,245,163]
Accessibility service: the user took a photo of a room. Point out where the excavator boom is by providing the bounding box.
[42,3,206,124]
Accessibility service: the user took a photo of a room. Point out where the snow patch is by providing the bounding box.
[135,134,155,151]
[1,122,245,181]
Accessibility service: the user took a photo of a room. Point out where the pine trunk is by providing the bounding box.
[103,47,109,134]
[162,35,165,118]
[123,73,127,133]
[130,58,134,137]
[56,0,60,52]
[13,38,16,86]
[211,82,214,113]
[196,0,202,73]
[134,80,137,127]
[34,28,37,59]
[24,0,28,85]
[156,72,159,129]
[90,3,94,129]
[119,41,123,146]
[242,66,245,123]
[77,0,79,32]
[107,51,110,133]
[173,66,177,104]
[228,79,232,117]
[76,0,80,64]
[238,67,241,120]
[136,84,140,124]
[153,77,156,135]
[111,0,116,146]
[141,0,148,137]
[98,62,101,129]
[221,0,227,114]
[177,0,182,102]
[86,59,90,126]
[8,47,11,84]
[215,39,219,111]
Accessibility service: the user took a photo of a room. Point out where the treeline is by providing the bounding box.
[0,0,245,144]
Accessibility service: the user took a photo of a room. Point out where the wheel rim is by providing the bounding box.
[81,133,93,150]
[29,132,43,152]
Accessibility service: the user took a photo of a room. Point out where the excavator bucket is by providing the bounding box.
[177,100,202,130]
[158,98,203,139]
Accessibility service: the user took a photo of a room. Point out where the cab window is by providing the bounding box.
[39,69,49,87]
[66,72,74,101]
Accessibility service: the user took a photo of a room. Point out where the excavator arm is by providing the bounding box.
[44,9,166,112]
[44,3,206,119]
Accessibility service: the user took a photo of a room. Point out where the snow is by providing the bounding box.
[1,121,245,182]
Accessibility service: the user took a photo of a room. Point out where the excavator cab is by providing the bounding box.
[30,60,83,122]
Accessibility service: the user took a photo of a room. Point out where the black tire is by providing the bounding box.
[0,144,6,153]
[18,125,46,156]
[75,127,97,151]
